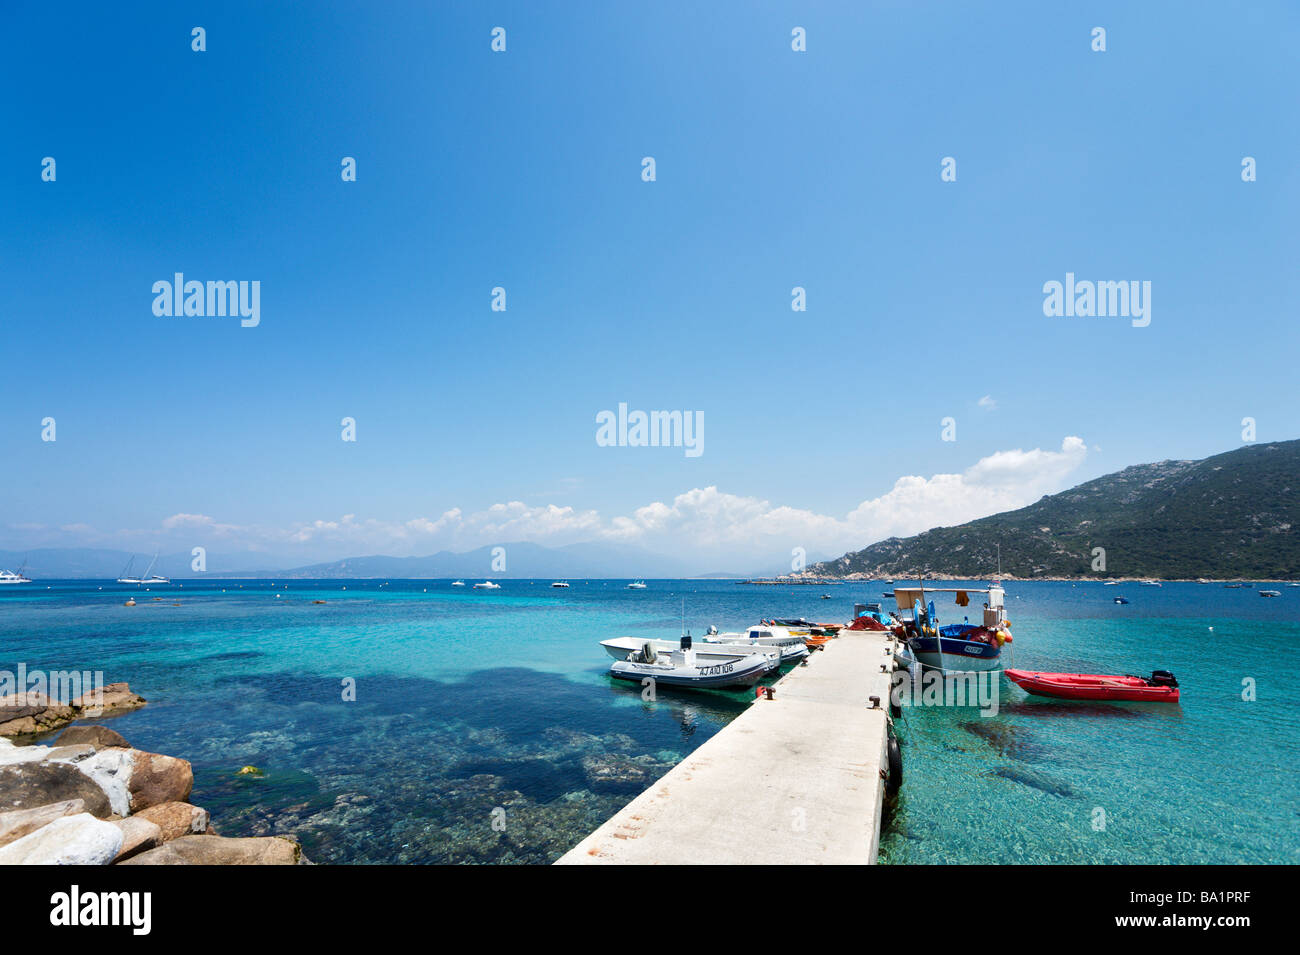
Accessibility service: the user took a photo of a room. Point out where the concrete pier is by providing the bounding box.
[556,630,897,865]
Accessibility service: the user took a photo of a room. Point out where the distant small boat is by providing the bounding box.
[608,637,768,689]
[472,581,501,590]
[550,581,570,588]
[117,554,169,585]
[1139,580,1162,587]
[0,563,32,585]
[1289,583,1300,588]
[1224,583,1243,589]
[1103,580,1120,586]
[451,580,466,587]
[820,593,832,599]
[1005,669,1180,703]
[1260,590,1281,597]
[626,580,647,590]
[1113,596,1129,604]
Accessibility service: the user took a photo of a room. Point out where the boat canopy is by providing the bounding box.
[893,585,1004,611]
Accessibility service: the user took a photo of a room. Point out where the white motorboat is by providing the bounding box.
[0,564,32,585]
[601,635,785,671]
[551,581,570,588]
[451,580,466,587]
[704,624,806,650]
[608,637,768,689]
[694,627,810,663]
[472,581,501,590]
[626,580,647,590]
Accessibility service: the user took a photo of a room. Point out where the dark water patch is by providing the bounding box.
[1001,700,1150,720]
[959,720,1049,762]
[983,765,1075,798]
[200,650,264,663]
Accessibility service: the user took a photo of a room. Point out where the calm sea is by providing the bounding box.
[2,579,1296,864]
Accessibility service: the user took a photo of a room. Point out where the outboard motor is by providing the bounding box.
[1149,670,1179,688]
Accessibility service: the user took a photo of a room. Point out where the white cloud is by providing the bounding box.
[22,438,1090,568]
[978,395,997,410]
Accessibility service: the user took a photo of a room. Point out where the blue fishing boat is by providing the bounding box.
[893,583,1012,673]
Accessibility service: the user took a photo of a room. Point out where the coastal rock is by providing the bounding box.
[134,801,209,841]
[127,751,193,812]
[56,725,130,750]
[0,692,76,736]
[0,761,112,818]
[49,746,134,817]
[110,816,164,862]
[0,799,87,848]
[70,683,146,718]
[0,683,145,738]
[0,737,47,767]
[0,812,123,865]
[120,834,302,866]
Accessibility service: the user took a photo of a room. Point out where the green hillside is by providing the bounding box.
[808,440,1300,579]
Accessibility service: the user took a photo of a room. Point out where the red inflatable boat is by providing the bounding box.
[1004,669,1180,703]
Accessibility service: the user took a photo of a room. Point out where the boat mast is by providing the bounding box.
[919,575,943,674]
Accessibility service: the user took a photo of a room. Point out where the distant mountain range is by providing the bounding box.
[0,541,748,580]
[807,440,1300,580]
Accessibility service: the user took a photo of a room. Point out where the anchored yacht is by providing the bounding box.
[0,563,32,585]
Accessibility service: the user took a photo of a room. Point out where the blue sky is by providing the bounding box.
[2,1,1297,569]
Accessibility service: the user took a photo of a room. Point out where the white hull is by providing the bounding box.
[609,650,768,689]
[602,637,782,671]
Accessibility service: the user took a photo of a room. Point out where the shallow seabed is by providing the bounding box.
[3,579,1295,864]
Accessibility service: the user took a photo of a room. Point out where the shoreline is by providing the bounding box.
[1,682,306,865]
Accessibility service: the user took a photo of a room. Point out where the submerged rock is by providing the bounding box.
[580,754,669,793]
[56,725,130,750]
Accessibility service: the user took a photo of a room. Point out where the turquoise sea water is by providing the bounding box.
[2,579,1296,864]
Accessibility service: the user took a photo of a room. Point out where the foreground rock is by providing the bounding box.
[121,834,303,865]
[135,801,209,841]
[127,751,193,811]
[0,721,304,865]
[0,683,145,737]
[110,816,164,862]
[0,760,113,817]
[0,799,86,848]
[0,812,122,865]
